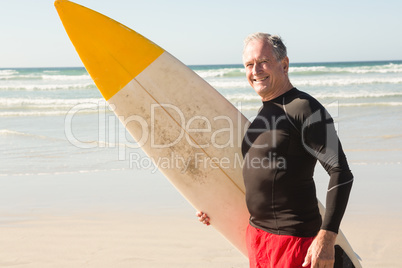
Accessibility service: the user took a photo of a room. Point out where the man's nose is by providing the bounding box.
[252,63,261,75]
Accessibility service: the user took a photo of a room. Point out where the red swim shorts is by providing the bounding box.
[246,224,315,268]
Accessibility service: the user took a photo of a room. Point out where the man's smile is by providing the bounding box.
[253,76,269,82]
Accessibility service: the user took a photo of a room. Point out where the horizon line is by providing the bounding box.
[1,59,402,69]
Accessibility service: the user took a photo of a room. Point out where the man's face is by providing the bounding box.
[243,39,289,100]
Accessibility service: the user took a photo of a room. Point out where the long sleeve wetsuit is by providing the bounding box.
[241,88,353,237]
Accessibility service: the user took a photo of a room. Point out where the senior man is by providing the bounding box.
[197,32,353,268]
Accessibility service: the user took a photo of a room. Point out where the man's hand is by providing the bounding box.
[302,230,337,268]
[196,211,210,226]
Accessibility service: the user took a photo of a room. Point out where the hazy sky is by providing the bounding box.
[1,0,402,67]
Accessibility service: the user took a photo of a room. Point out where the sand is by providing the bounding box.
[339,214,402,268]
[1,164,401,267]
[0,212,248,268]
[0,210,401,267]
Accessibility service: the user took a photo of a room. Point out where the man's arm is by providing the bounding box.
[299,98,353,233]
[300,100,353,267]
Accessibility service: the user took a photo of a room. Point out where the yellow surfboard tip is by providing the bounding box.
[55,0,164,100]
[54,0,72,9]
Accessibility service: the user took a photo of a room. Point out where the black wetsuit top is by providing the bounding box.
[242,88,353,237]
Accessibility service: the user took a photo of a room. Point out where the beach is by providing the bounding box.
[1,61,402,267]
[0,165,401,267]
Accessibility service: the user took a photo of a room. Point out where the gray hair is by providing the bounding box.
[243,32,287,61]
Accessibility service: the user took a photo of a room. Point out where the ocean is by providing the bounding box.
[1,61,401,177]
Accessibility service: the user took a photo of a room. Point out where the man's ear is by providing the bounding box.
[282,56,290,74]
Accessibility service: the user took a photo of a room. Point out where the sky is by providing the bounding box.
[1,0,402,68]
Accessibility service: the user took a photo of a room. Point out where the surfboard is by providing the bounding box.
[55,1,362,267]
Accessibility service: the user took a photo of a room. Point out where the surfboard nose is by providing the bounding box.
[54,0,164,100]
